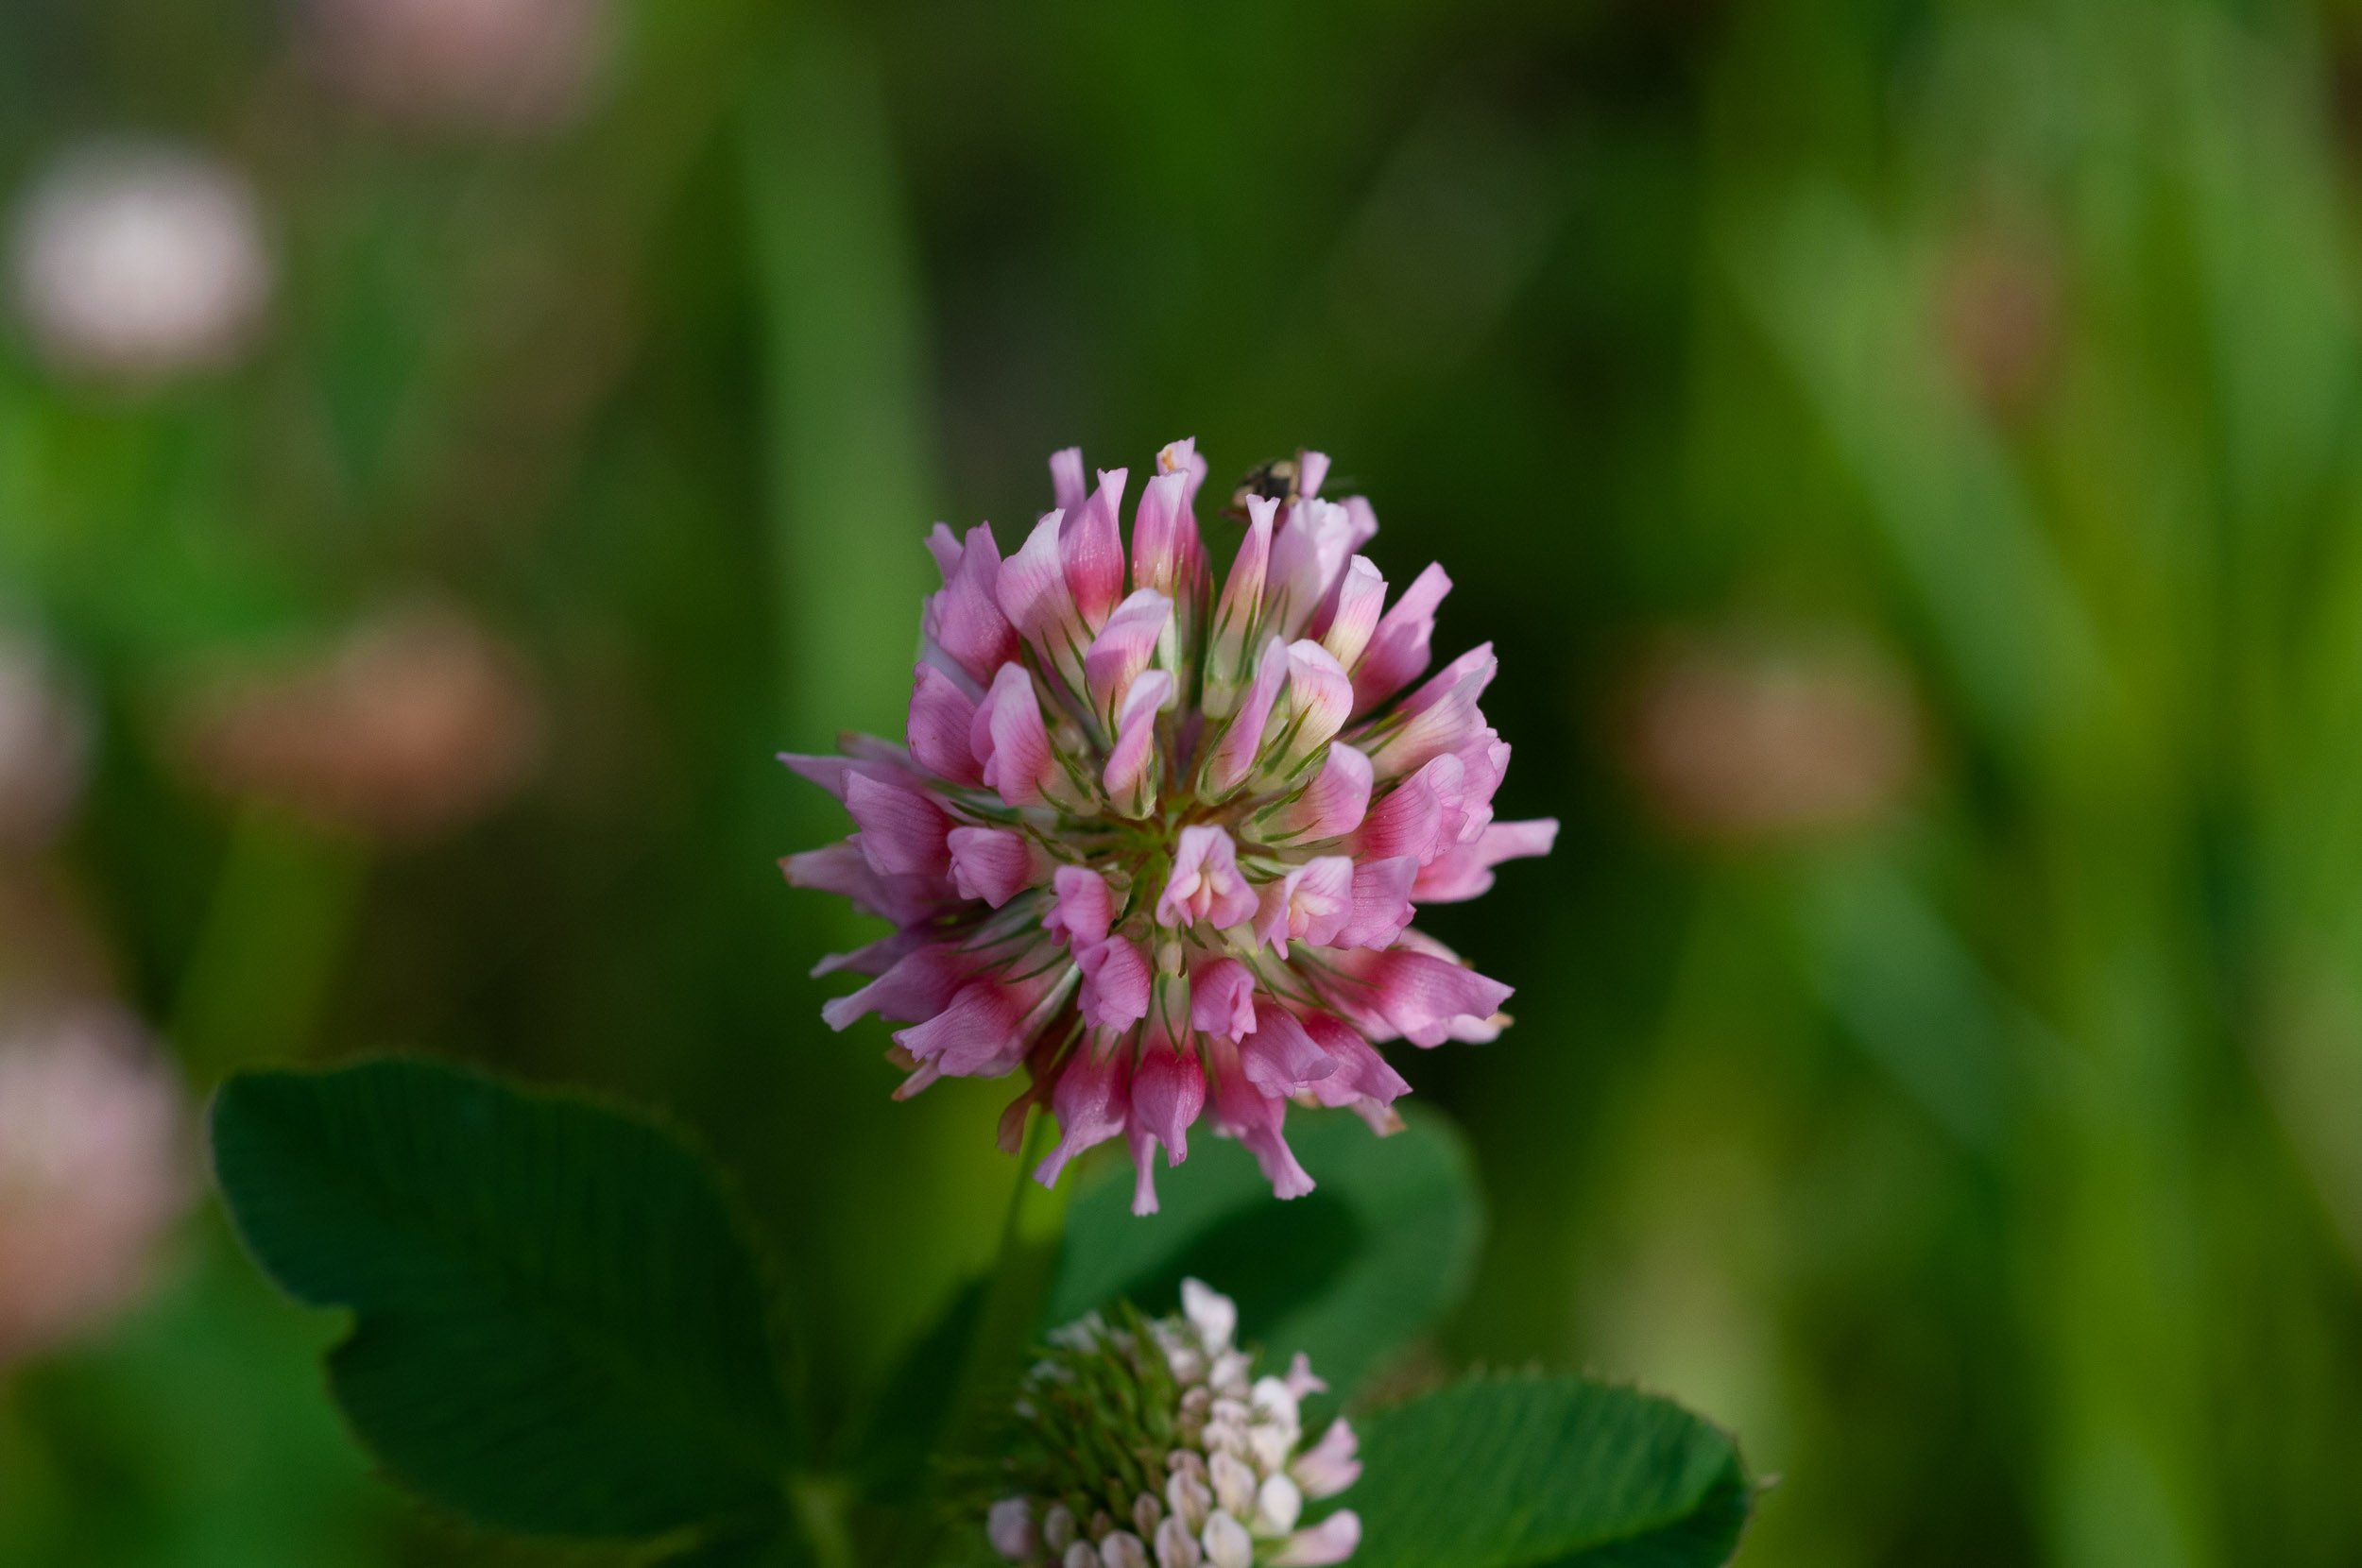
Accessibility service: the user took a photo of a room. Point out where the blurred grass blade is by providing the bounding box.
[740,17,937,755]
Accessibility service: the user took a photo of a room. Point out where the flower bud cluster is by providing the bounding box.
[987,1280,1361,1568]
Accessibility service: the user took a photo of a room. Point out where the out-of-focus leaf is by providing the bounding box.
[211,1058,799,1542]
[1045,1106,1483,1395]
[1349,1372,1750,1568]
[847,1275,986,1500]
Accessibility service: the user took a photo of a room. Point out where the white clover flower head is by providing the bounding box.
[983,1284,1360,1566]
[9,140,271,383]
[0,1006,191,1364]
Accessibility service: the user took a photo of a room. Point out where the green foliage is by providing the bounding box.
[1045,1106,1484,1395]
[210,1059,799,1543]
[1350,1372,1751,1568]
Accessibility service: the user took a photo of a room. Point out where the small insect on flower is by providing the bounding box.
[984,1280,1361,1568]
[781,443,1553,1209]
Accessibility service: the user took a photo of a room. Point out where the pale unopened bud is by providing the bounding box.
[1044,1505,1078,1553]
[1099,1529,1150,1568]
[1208,1451,1258,1520]
[1165,1469,1211,1533]
[989,1498,1039,1560]
[1180,1278,1236,1352]
[1154,1516,1203,1568]
[1254,1474,1303,1537]
[1132,1491,1164,1539]
[1063,1542,1103,1568]
[1201,1510,1254,1568]
[1208,1349,1251,1397]
[1248,1422,1294,1477]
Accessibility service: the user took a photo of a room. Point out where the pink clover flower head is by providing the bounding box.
[984,1281,1361,1567]
[0,1006,192,1366]
[782,444,1551,1208]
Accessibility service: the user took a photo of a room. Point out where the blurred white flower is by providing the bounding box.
[0,628,92,852]
[304,0,613,134]
[0,1007,191,1365]
[8,142,271,383]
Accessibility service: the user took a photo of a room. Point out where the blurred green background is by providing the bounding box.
[6,0,2362,1563]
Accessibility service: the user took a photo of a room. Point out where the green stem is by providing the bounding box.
[169,809,368,1087]
[789,1474,859,1568]
[943,1111,1073,1459]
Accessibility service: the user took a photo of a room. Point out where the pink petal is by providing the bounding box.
[996,512,1083,657]
[1300,1011,1412,1107]
[778,751,857,802]
[1333,855,1418,949]
[1103,668,1174,813]
[1035,1039,1131,1188]
[1238,1009,1338,1096]
[907,664,983,784]
[1319,556,1386,668]
[923,523,1020,685]
[1079,934,1152,1031]
[1131,1028,1207,1167]
[1413,818,1558,903]
[1132,467,1195,597]
[820,940,971,1031]
[1049,446,1088,516]
[1204,637,1289,796]
[1273,1512,1361,1567]
[1349,771,1445,864]
[1258,741,1373,844]
[924,522,964,582]
[845,772,952,877]
[947,826,1044,907]
[1156,825,1258,930]
[1294,450,1331,500]
[972,663,1055,808]
[1044,863,1120,950]
[1083,588,1172,724]
[1127,1118,1162,1216]
[1327,946,1513,1048]
[1289,1419,1362,1502]
[1351,561,1450,714]
[1204,500,1275,702]
[1209,1038,1315,1199]
[1266,497,1359,639]
[1365,642,1496,779]
[895,969,1065,1079]
[1062,467,1127,632]
[810,925,929,980]
[1190,957,1258,1039]
[1272,640,1354,774]
[1254,856,1354,952]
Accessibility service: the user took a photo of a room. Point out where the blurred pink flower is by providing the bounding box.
[303,0,613,134]
[7,141,271,383]
[172,600,542,842]
[0,1007,191,1366]
[0,629,92,853]
[783,444,1552,1210]
[1623,628,1920,844]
